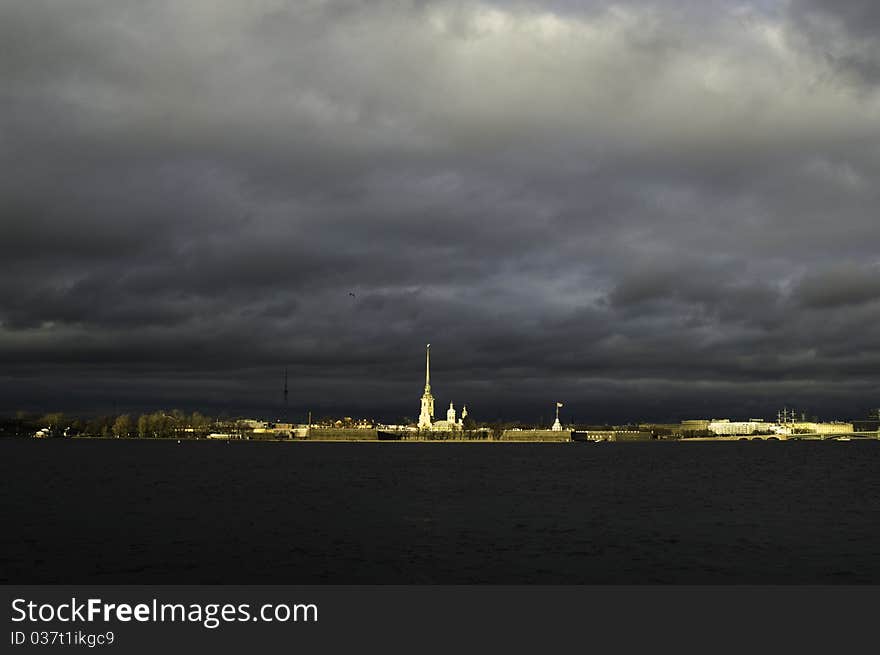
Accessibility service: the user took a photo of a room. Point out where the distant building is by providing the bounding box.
[690,417,857,437]
[680,420,710,434]
[777,421,854,435]
[417,344,466,431]
[708,419,771,436]
[852,417,880,432]
[241,419,267,430]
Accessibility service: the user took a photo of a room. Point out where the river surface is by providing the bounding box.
[2,439,879,583]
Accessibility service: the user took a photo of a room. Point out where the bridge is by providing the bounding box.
[685,432,878,442]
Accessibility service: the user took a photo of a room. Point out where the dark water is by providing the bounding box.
[2,439,879,583]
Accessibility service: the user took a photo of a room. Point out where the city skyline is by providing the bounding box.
[3,1,880,421]
[5,340,876,427]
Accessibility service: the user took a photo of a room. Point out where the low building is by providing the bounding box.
[781,421,854,435]
[680,420,710,434]
[708,419,773,436]
[852,418,880,432]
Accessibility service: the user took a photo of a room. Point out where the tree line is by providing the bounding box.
[0,410,217,438]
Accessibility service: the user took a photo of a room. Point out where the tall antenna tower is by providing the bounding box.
[283,367,288,408]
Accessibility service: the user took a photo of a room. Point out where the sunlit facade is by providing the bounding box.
[418,344,466,431]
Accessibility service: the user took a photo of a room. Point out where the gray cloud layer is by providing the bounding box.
[2,1,879,422]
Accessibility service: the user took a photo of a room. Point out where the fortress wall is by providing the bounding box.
[572,430,653,442]
[610,431,653,442]
[306,428,379,440]
[418,430,493,440]
[500,430,571,442]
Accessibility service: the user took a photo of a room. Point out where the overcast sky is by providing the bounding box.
[2,0,879,422]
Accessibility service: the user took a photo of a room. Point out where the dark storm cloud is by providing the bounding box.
[788,0,880,85]
[2,0,879,421]
[793,265,880,309]
[794,0,880,38]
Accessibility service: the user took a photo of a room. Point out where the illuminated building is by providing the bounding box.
[417,344,465,431]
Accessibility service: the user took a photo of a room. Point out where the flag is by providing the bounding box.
[556,402,563,408]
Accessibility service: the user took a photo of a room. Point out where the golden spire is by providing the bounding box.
[425,343,431,392]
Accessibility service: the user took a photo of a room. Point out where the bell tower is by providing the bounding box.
[418,344,434,429]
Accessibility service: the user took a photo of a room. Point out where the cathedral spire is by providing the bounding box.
[419,343,435,429]
[425,343,431,392]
